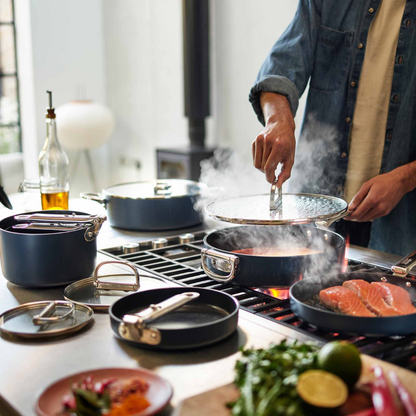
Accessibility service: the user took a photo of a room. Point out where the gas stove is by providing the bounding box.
[102,230,416,373]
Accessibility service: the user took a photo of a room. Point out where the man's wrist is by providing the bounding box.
[260,92,295,129]
[396,162,416,193]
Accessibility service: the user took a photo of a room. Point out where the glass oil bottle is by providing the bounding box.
[38,91,69,210]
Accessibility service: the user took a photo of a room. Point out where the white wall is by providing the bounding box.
[102,0,306,188]
[14,0,305,195]
[16,0,109,196]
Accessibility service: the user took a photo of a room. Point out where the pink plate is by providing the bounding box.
[36,367,173,416]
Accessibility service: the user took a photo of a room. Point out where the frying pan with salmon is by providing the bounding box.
[290,270,416,336]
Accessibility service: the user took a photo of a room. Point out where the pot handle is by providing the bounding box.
[93,261,140,291]
[80,192,106,206]
[201,248,239,282]
[391,250,416,277]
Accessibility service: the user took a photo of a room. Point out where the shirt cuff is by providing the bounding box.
[249,75,299,125]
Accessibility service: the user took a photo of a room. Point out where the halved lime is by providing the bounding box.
[297,369,348,408]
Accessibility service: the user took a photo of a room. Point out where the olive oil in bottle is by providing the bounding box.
[38,91,69,210]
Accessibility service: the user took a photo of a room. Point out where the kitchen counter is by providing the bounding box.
[0,198,408,415]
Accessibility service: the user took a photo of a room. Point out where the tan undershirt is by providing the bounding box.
[344,0,406,203]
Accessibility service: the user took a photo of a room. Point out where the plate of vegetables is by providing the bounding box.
[36,367,173,416]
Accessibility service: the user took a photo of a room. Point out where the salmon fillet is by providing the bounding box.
[371,282,416,315]
[319,286,375,317]
[343,280,397,316]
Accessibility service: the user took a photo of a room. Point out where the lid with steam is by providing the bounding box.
[205,186,349,228]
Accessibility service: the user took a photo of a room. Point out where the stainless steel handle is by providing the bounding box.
[154,182,172,196]
[32,301,75,325]
[392,250,416,277]
[13,222,85,231]
[135,292,200,322]
[201,248,239,282]
[80,192,106,206]
[93,261,140,291]
[119,292,199,345]
[315,209,350,229]
[270,180,283,211]
[14,213,100,223]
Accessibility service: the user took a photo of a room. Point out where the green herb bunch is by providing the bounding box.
[228,340,320,416]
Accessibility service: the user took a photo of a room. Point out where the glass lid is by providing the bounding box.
[64,261,169,311]
[205,193,348,226]
[104,180,206,199]
[0,301,93,340]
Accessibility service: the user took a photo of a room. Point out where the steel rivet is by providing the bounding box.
[120,326,126,334]
[324,234,328,241]
[151,332,157,338]
[306,230,312,236]
[87,232,93,238]
[381,276,387,282]
[406,282,412,287]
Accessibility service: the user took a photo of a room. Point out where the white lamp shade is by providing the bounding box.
[56,101,115,150]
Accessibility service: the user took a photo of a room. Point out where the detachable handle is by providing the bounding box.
[154,182,172,196]
[12,222,85,231]
[392,250,416,277]
[32,301,75,325]
[119,292,200,345]
[270,180,283,211]
[80,192,106,206]
[135,292,200,323]
[93,261,140,291]
[201,248,239,282]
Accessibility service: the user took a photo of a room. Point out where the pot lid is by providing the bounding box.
[205,192,348,226]
[64,260,169,311]
[0,300,93,340]
[103,180,206,200]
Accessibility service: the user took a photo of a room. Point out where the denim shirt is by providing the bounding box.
[249,0,416,256]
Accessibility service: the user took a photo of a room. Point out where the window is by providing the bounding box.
[0,0,21,155]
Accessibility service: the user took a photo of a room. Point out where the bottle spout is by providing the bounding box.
[46,90,56,119]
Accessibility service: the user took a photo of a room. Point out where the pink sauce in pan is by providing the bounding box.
[231,247,322,257]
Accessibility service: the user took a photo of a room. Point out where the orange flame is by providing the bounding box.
[342,235,350,272]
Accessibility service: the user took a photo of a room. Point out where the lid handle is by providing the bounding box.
[119,292,200,345]
[93,261,140,291]
[32,301,75,325]
[154,182,172,196]
[15,213,101,223]
[269,180,283,211]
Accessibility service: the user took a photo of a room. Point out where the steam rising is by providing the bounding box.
[197,117,344,282]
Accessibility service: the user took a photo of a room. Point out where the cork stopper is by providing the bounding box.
[46,90,56,119]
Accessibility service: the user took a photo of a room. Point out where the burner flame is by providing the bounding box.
[342,235,350,272]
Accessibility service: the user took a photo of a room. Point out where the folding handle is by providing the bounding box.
[201,248,239,282]
[32,301,75,325]
[119,292,199,345]
[392,250,416,277]
[93,261,140,291]
[15,213,100,223]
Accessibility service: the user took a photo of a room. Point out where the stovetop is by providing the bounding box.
[102,230,416,373]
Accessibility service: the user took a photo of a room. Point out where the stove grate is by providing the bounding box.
[102,231,416,373]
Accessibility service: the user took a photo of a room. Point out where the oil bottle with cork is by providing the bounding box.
[38,91,69,210]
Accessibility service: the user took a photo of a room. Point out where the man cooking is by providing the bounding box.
[249,0,416,256]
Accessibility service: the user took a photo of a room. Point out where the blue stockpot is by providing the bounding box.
[0,211,98,288]
[82,180,204,231]
[202,225,345,288]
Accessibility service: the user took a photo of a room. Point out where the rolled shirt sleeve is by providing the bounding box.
[249,0,322,125]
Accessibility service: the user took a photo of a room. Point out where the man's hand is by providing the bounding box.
[252,92,296,186]
[345,162,416,222]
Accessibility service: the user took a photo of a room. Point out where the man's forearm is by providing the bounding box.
[260,92,295,129]
[396,161,416,193]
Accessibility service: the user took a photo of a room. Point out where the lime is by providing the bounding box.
[317,341,362,388]
[297,370,348,408]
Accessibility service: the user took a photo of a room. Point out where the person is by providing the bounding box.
[249,0,416,256]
